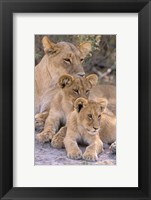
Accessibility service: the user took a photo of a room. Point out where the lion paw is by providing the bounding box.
[35,111,48,133]
[109,141,116,154]
[83,151,98,162]
[35,120,44,133]
[51,135,64,149]
[36,130,54,143]
[67,150,82,160]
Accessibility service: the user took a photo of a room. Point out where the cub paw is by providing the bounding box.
[36,130,54,143]
[35,111,48,133]
[109,141,116,154]
[83,151,98,162]
[67,150,82,160]
[35,120,44,133]
[51,135,64,149]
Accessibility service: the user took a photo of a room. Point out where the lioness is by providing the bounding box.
[64,98,109,161]
[35,36,91,114]
[36,74,98,143]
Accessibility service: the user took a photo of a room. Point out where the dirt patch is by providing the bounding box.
[35,137,116,165]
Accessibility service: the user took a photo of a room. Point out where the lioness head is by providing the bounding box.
[42,36,91,79]
[74,97,108,135]
[58,74,98,103]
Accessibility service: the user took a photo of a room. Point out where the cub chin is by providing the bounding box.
[64,97,108,162]
[36,74,98,143]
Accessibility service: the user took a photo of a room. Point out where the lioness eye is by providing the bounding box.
[73,89,79,94]
[88,114,92,119]
[80,58,84,62]
[64,58,71,64]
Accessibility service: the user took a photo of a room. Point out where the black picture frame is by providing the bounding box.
[0,0,151,199]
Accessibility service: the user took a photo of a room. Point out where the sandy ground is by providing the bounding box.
[35,134,116,165]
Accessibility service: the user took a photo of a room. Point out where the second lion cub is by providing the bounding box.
[64,97,108,161]
[37,74,98,143]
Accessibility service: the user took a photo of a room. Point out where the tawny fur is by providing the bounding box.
[36,74,98,143]
[35,36,116,133]
[53,98,116,158]
[64,98,112,161]
[89,84,116,115]
[35,36,92,114]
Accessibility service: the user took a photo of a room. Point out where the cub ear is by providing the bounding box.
[74,97,88,113]
[35,111,48,121]
[79,42,91,58]
[86,74,98,86]
[42,36,59,55]
[59,74,74,88]
[97,98,108,112]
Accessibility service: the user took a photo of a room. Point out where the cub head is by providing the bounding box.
[58,74,98,103]
[74,97,108,135]
[42,36,92,79]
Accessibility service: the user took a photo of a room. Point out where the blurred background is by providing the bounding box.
[35,35,116,85]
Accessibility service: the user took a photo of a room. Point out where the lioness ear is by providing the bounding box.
[79,42,91,58]
[86,74,98,86]
[42,36,58,55]
[59,74,74,88]
[98,98,108,112]
[74,97,88,113]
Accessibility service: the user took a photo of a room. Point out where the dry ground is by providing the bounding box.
[35,134,116,166]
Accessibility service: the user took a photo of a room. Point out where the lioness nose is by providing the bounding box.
[77,72,85,77]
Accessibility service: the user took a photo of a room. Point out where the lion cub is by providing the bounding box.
[64,97,108,161]
[36,74,98,143]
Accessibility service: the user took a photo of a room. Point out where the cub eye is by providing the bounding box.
[64,58,71,64]
[80,58,84,62]
[98,115,101,119]
[73,89,79,94]
[86,90,90,94]
[88,114,92,119]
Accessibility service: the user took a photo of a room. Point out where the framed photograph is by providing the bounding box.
[0,0,151,200]
[35,34,116,166]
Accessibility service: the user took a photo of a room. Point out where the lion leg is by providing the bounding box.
[83,138,103,162]
[109,141,116,154]
[35,111,48,132]
[36,113,60,143]
[51,126,67,149]
[64,137,82,160]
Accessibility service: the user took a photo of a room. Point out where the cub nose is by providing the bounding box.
[77,72,85,77]
[93,127,98,131]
